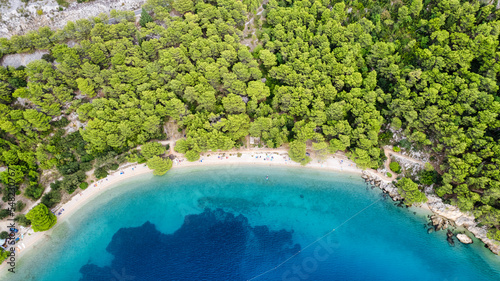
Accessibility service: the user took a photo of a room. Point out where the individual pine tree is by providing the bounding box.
[147,156,173,176]
[139,8,153,27]
[25,204,57,232]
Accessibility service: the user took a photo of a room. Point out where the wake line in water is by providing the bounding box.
[247,197,384,281]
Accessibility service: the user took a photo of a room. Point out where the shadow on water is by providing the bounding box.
[79,208,300,281]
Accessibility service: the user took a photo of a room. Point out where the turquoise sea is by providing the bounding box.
[3,165,500,280]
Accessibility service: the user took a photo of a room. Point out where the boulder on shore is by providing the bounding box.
[456,234,473,244]
[431,215,449,231]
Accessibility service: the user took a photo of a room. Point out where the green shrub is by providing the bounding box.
[237,152,242,157]
[0,231,8,239]
[398,139,412,150]
[377,148,387,168]
[56,0,69,7]
[51,117,69,128]
[393,146,401,152]
[94,167,109,179]
[50,181,62,190]
[387,172,392,177]
[41,190,62,208]
[379,131,392,145]
[8,77,27,88]
[389,161,401,173]
[391,117,402,129]
[139,8,154,27]
[487,229,500,241]
[81,154,94,162]
[80,182,89,190]
[0,249,9,261]
[0,209,11,219]
[186,150,200,162]
[79,162,93,172]
[14,214,31,227]
[24,184,44,200]
[15,201,26,212]
[419,170,440,185]
[36,9,43,16]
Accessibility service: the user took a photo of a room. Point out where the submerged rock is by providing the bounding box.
[431,215,449,231]
[427,228,434,234]
[447,236,455,246]
[457,234,473,244]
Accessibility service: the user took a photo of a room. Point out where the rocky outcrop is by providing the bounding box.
[360,171,500,255]
[430,215,451,231]
[361,171,402,200]
[457,234,473,244]
[425,194,500,254]
[1,50,49,68]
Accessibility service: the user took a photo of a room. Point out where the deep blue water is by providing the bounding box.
[4,166,500,280]
[79,209,300,280]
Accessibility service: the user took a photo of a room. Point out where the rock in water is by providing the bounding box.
[427,228,434,234]
[457,234,473,244]
[447,236,455,247]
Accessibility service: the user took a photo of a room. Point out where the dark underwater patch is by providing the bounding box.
[79,208,299,281]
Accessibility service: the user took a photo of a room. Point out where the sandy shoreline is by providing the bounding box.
[0,150,362,273]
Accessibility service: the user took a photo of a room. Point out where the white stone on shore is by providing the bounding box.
[457,234,473,244]
[424,194,500,254]
[363,170,500,254]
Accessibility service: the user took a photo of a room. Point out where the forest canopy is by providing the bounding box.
[0,0,499,240]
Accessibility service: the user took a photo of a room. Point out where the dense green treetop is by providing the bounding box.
[141,142,167,159]
[147,156,173,175]
[397,177,428,206]
[25,204,57,232]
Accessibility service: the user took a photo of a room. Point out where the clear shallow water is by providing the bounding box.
[4,165,500,280]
